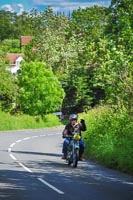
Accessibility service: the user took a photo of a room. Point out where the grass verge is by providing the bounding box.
[0,111,61,131]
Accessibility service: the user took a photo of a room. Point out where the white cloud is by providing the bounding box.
[32,0,111,13]
[17,4,24,15]
[32,0,110,7]
[1,1,111,14]
[1,3,24,15]
[52,1,111,13]
[1,4,13,12]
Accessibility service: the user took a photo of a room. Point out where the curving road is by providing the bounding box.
[0,127,133,200]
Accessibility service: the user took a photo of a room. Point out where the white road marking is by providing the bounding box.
[8,148,11,152]
[40,134,46,137]
[10,143,16,148]
[18,162,32,173]
[16,139,22,143]
[32,136,38,138]
[8,133,64,194]
[23,137,30,140]
[122,181,133,185]
[9,153,17,161]
[38,178,64,194]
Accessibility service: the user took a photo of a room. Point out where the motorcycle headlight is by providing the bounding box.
[74,134,80,140]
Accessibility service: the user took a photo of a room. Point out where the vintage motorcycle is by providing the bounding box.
[65,132,81,168]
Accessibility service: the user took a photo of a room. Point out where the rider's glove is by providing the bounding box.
[80,119,85,124]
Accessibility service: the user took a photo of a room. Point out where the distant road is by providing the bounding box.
[0,127,133,200]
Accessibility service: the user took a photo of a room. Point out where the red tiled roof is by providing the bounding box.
[21,36,33,47]
[6,53,24,65]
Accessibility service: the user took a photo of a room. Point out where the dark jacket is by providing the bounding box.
[62,120,86,138]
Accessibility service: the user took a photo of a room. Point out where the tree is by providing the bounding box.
[23,7,104,113]
[0,39,21,53]
[102,0,133,111]
[86,37,133,111]
[106,0,133,51]
[24,9,71,70]
[0,10,38,41]
[18,61,65,116]
[71,6,108,40]
[61,65,92,114]
[0,51,18,112]
[0,10,16,41]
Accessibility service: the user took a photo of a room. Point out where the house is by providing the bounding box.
[6,36,33,74]
[21,36,33,48]
[6,53,24,74]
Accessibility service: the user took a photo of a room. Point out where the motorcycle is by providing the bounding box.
[65,132,81,168]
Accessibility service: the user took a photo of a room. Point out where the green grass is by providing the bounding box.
[0,111,61,131]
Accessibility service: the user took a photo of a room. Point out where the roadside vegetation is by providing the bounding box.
[80,106,133,174]
[0,0,133,174]
[0,110,61,131]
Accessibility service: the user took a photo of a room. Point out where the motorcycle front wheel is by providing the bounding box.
[67,152,73,165]
[73,149,79,168]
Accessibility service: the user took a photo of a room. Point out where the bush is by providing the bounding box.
[81,106,133,174]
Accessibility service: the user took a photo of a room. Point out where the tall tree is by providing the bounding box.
[18,61,65,116]
[0,51,18,112]
[61,65,92,114]
[85,37,133,111]
[70,6,107,42]
[106,0,133,50]
[24,9,71,71]
[0,10,17,40]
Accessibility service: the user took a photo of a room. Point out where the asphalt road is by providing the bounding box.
[0,127,133,200]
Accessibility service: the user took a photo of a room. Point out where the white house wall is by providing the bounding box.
[6,56,23,74]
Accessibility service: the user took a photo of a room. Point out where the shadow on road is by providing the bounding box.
[11,150,62,158]
[0,151,133,200]
[0,170,37,200]
[0,168,49,200]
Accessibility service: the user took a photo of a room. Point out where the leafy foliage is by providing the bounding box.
[86,38,133,111]
[1,3,133,114]
[61,65,92,114]
[0,70,18,112]
[82,106,133,174]
[0,39,21,53]
[18,61,65,115]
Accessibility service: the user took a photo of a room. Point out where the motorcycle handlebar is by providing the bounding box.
[65,134,73,138]
[62,132,80,138]
[64,133,80,138]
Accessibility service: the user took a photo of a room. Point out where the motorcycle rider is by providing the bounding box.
[62,114,86,161]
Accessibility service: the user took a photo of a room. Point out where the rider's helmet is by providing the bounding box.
[69,114,78,121]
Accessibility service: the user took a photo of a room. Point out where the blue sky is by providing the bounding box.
[0,0,111,14]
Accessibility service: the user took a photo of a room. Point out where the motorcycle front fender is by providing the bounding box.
[74,143,79,149]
